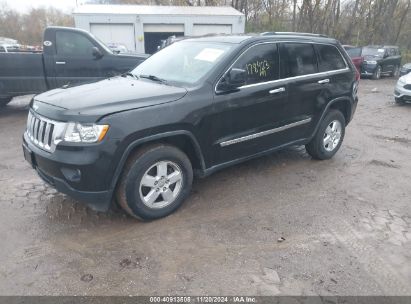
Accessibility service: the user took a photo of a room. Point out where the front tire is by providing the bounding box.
[372,66,382,80]
[116,144,193,220]
[306,110,346,160]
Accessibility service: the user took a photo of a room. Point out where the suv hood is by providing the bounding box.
[400,73,411,84]
[34,76,187,121]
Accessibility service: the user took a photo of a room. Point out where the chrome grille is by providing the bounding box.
[26,111,65,152]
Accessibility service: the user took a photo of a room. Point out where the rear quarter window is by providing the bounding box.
[315,44,346,72]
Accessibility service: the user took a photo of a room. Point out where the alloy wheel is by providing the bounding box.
[139,160,183,209]
[323,120,342,152]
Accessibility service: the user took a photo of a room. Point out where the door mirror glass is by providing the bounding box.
[92,47,103,59]
[218,68,246,91]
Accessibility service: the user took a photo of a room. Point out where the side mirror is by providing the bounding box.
[217,68,247,91]
[92,47,103,59]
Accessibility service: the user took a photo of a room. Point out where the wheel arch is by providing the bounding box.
[311,97,353,139]
[109,130,206,193]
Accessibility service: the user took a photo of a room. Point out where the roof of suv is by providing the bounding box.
[184,33,338,45]
[366,45,399,49]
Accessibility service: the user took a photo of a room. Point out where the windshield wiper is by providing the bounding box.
[121,72,139,79]
[139,74,168,84]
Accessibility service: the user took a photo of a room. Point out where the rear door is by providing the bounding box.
[279,42,328,139]
[314,43,352,118]
[53,30,103,87]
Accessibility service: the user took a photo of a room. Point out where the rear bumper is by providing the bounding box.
[22,133,115,212]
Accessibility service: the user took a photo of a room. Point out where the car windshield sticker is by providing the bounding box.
[195,48,225,62]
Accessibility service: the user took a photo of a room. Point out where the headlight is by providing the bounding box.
[366,60,378,64]
[397,77,406,86]
[63,123,109,143]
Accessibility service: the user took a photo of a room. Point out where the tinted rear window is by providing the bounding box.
[281,43,318,77]
[316,44,346,72]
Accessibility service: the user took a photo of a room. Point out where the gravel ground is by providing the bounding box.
[0,78,410,296]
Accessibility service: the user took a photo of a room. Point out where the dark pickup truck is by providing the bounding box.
[0,26,148,107]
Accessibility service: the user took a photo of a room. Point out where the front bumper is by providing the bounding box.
[394,83,411,102]
[361,63,377,76]
[22,132,117,212]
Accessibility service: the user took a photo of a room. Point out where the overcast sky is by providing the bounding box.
[1,0,80,13]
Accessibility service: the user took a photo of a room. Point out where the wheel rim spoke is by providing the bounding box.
[167,171,182,185]
[162,189,174,202]
[324,135,332,145]
[141,175,156,187]
[143,189,160,206]
[157,161,168,177]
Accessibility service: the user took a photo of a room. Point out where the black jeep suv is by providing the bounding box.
[23,33,358,220]
[361,45,402,79]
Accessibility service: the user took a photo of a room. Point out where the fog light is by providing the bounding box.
[61,168,81,183]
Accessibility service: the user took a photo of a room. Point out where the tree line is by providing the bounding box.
[1,0,411,51]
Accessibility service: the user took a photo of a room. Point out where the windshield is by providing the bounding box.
[346,47,362,58]
[131,41,234,86]
[362,47,385,57]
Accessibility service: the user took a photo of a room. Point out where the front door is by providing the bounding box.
[211,42,290,165]
[53,30,103,87]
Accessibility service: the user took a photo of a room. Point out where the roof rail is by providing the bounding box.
[260,32,329,38]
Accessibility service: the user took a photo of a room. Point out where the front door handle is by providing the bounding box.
[56,61,66,65]
[269,87,286,94]
[318,79,330,84]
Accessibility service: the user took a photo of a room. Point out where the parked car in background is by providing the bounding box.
[343,45,363,74]
[107,43,129,54]
[0,27,149,108]
[361,45,401,79]
[0,44,19,53]
[400,63,411,76]
[23,33,359,220]
[394,73,411,104]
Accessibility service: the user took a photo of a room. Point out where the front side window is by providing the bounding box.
[56,31,95,56]
[132,41,233,86]
[316,44,346,72]
[282,43,318,77]
[231,43,279,85]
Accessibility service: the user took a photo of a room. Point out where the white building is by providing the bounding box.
[73,4,245,54]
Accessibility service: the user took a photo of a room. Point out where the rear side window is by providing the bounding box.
[281,43,318,77]
[232,43,279,85]
[56,31,95,56]
[316,44,346,72]
[346,47,361,58]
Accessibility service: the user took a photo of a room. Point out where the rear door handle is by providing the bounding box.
[318,79,330,84]
[56,61,66,65]
[269,87,286,94]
